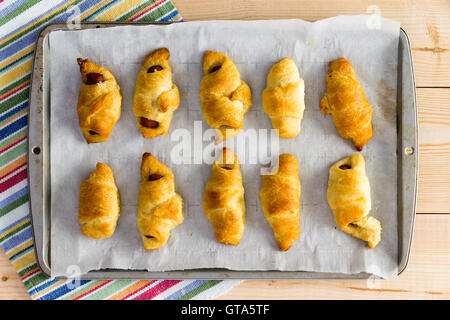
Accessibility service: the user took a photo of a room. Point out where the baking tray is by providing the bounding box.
[27,22,418,280]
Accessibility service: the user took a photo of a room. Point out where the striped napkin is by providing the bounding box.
[0,0,240,300]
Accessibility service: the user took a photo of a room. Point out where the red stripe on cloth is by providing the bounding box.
[21,268,40,281]
[121,280,156,300]
[132,280,181,300]
[129,0,167,21]
[0,158,26,180]
[0,81,29,102]
[0,168,26,193]
[0,135,26,154]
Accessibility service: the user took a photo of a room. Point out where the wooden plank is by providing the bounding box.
[217,214,450,299]
[417,88,450,213]
[172,0,450,87]
[0,248,30,300]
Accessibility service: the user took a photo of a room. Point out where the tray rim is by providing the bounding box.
[27,20,418,280]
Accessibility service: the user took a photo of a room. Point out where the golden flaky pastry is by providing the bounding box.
[77,58,122,143]
[200,50,252,142]
[327,154,381,248]
[203,148,245,245]
[262,58,305,138]
[260,153,301,251]
[133,48,180,138]
[137,153,184,250]
[319,58,373,151]
[78,163,121,239]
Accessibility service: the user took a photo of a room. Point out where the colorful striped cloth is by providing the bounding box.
[0,0,241,300]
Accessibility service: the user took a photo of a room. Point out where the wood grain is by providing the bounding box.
[417,88,450,213]
[217,214,450,299]
[0,247,30,300]
[173,0,450,87]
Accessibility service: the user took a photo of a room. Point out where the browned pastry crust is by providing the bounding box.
[260,153,301,251]
[262,58,305,138]
[137,153,184,249]
[77,58,122,143]
[200,50,252,142]
[78,163,121,239]
[132,48,180,138]
[327,154,381,248]
[319,58,373,151]
[203,148,245,245]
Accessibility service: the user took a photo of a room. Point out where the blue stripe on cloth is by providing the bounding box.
[81,0,120,21]
[165,280,208,300]
[0,114,27,140]
[0,0,29,20]
[0,0,102,58]
[8,243,33,261]
[0,211,29,235]
[157,9,179,22]
[37,280,92,300]
[1,227,32,252]
[0,50,34,74]
[0,0,73,43]
[0,101,28,123]
[0,185,28,209]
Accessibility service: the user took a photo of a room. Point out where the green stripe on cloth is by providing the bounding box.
[137,2,177,21]
[0,140,27,166]
[0,74,30,96]
[0,88,30,113]
[0,0,43,26]
[0,0,84,50]
[79,280,135,300]
[17,262,38,277]
[0,220,30,243]
[178,280,223,300]
[0,128,27,149]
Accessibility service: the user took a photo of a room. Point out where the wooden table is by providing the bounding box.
[1,0,449,300]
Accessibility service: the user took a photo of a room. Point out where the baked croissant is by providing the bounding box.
[319,58,373,151]
[78,163,121,239]
[200,50,252,142]
[203,148,245,245]
[77,58,122,143]
[133,48,180,138]
[262,58,305,138]
[137,153,184,250]
[327,154,381,248]
[260,153,301,251]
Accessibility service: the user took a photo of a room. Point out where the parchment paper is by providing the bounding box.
[49,17,399,278]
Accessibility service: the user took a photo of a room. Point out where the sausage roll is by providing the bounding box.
[78,163,121,239]
[133,48,180,138]
[200,50,252,142]
[77,58,122,143]
[260,153,301,251]
[319,58,373,151]
[262,58,305,138]
[327,154,381,248]
[137,153,184,250]
[203,148,245,245]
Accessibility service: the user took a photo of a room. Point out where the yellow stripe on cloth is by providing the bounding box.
[6,239,33,258]
[0,45,34,71]
[0,216,29,240]
[0,0,79,47]
[0,60,32,88]
[12,250,37,271]
[96,0,142,20]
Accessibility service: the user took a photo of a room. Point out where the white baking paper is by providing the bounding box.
[49,16,399,279]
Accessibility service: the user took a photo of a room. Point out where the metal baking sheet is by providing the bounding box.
[27,22,417,280]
